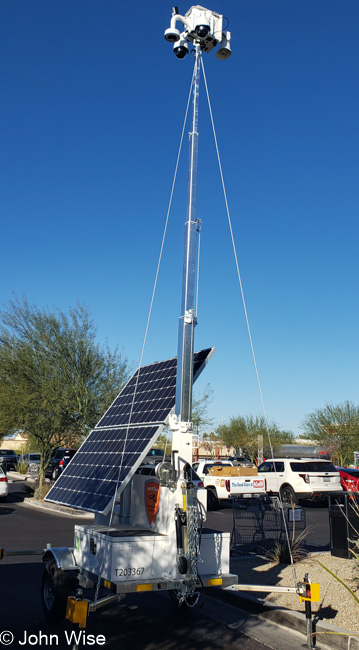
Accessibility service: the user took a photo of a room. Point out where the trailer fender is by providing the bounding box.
[42,547,79,571]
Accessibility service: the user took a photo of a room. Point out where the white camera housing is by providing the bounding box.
[216,31,232,60]
[164,27,181,43]
[164,5,232,60]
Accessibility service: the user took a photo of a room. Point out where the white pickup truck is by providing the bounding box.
[192,460,266,509]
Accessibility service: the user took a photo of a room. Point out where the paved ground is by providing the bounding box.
[0,477,322,650]
[3,475,357,650]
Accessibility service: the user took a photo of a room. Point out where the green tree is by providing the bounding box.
[201,431,220,457]
[301,401,359,466]
[216,415,294,463]
[0,297,130,485]
[154,433,172,456]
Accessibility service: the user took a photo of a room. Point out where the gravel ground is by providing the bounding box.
[234,553,359,634]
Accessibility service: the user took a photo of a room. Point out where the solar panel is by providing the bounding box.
[45,348,214,514]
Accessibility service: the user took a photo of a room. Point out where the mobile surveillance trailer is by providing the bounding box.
[41,5,237,625]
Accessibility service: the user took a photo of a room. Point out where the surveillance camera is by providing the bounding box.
[216,43,231,60]
[164,27,181,43]
[216,31,232,60]
[195,23,211,39]
[173,39,189,60]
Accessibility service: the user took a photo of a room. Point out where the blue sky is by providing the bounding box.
[1,1,358,437]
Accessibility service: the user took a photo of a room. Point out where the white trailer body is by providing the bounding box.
[72,475,232,593]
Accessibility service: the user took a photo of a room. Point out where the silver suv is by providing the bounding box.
[258,458,343,504]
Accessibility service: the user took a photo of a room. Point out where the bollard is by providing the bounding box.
[305,597,313,648]
[304,572,314,648]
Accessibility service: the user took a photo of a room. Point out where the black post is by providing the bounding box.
[304,572,314,648]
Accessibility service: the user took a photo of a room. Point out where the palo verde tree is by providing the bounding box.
[300,401,359,466]
[216,415,294,463]
[0,297,130,485]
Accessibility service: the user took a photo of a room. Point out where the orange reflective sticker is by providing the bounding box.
[145,481,161,525]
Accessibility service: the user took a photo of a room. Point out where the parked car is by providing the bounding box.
[45,448,77,481]
[0,449,19,472]
[336,467,359,493]
[0,466,9,502]
[135,463,204,488]
[229,455,255,468]
[143,448,166,464]
[20,453,41,465]
[192,460,233,480]
[257,457,342,504]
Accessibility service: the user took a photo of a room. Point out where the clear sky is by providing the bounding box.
[1,1,358,437]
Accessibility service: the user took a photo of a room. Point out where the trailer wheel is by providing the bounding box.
[206,488,220,511]
[41,559,74,621]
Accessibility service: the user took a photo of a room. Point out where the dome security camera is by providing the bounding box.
[195,23,211,39]
[164,27,181,43]
[173,39,189,59]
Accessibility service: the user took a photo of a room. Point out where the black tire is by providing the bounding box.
[0,495,7,503]
[51,467,59,481]
[41,559,74,622]
[207,488,220,511]
[279,484,298,506]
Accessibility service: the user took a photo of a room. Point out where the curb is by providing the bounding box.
[21,497,93,518]
[7,471,29,482]
[206,581,359,650]
[7,473,92,518]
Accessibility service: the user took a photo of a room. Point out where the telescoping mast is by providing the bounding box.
[40,5,237,625]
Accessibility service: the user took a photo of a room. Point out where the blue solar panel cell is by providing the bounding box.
[45,349,214,514]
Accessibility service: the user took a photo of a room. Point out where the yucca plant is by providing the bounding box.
[16,459,29,475]
[266,527,311,564]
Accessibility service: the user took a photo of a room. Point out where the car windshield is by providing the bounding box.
[146,449,164,458]
[0,450,14,456]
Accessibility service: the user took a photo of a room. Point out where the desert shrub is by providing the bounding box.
[266,527,310,564]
